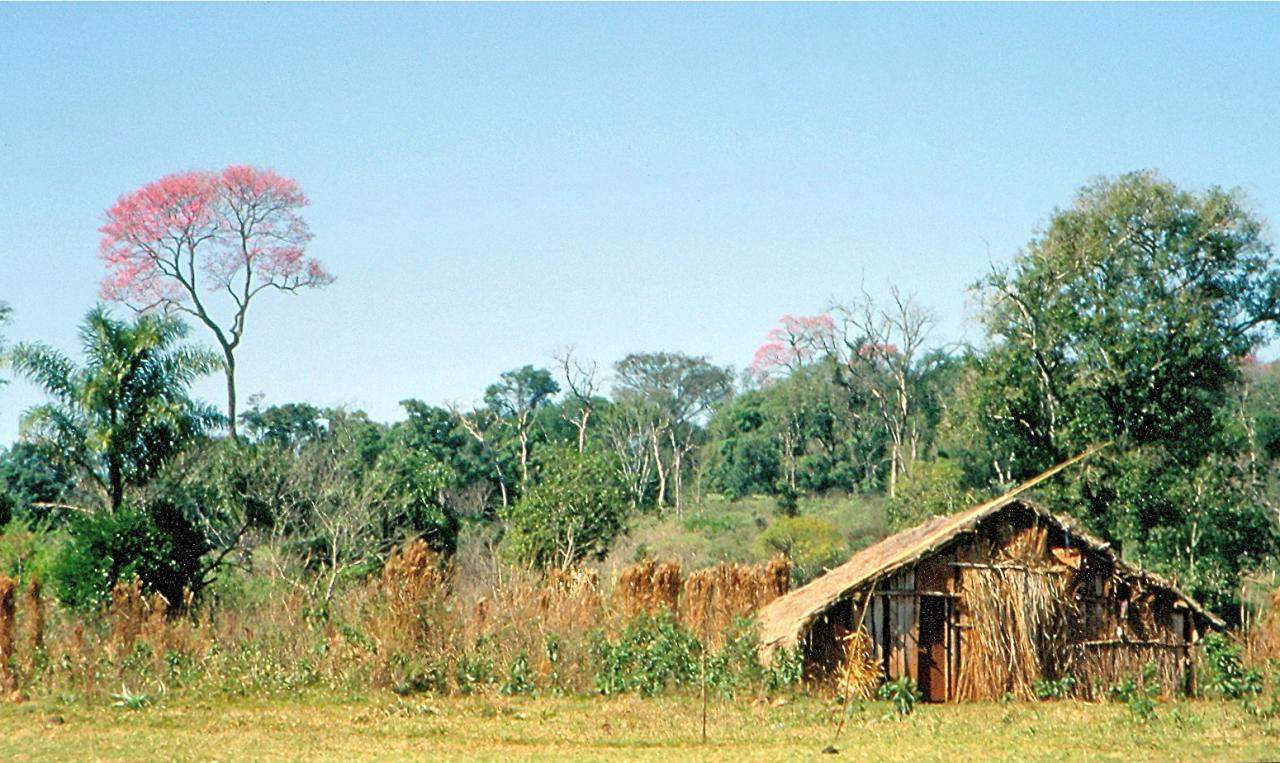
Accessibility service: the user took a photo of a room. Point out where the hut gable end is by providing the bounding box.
[756,496,1223,701]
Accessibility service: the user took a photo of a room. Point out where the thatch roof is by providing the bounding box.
[756,495,1224,654]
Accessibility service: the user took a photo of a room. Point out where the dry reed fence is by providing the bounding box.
[951,522,1202,700]
[955,523,1078,700]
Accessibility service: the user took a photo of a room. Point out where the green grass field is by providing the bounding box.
[0,692,1274,762]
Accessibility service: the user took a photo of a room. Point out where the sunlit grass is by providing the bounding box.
[0,691,1274,762]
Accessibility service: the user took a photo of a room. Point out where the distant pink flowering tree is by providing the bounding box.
[748,313,836,383]
[99,165,334,439]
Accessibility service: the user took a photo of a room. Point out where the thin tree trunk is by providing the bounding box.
[223,348,238,441]
[651,427,667,508]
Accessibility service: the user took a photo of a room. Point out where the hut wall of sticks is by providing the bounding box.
[756,496,1223,702]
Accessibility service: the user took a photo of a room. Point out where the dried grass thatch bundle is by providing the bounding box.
[836,628,880,700]
[681,556,791,643]
[956,565,1077,700]
[376,538,449,654]
[616,559,681,618]
[108,578,146,657]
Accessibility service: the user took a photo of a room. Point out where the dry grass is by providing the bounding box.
[835,629,880,700]
[681,556,789,645]
[0,692,1274,762]
[615,559,682,620]
[0,575,15,694]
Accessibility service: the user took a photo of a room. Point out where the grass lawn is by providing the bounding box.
[0,692,1274,762]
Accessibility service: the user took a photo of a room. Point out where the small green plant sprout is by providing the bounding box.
[876,676,919,718]
[111,685,152,711]
[1107,663,1159,722]
[1033,674,1076,700]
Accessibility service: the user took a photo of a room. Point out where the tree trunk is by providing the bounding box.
[651,427,667,508]
[224,348,238,441]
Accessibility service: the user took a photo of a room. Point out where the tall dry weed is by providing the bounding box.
[682,555,791,643]
[0,575,15,692]
[20,579,43,680]
[108,578,145,657]
[616,559,681,619]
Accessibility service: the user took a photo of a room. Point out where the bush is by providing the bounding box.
[1107,663,1160,722]
[502,448,627,569]
[753,516,845,584]
[1202,632,1262,700]
[499,651,536,696]
[764,645,805,695]
[885,459,974,530]
[0,518,65,586]
[592,611,700,696]
[1033,673,1076,700]
[52,502,206,609]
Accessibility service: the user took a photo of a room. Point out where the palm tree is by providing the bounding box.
[11,306,223,512]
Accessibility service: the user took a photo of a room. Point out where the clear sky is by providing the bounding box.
[3,3,1280,444]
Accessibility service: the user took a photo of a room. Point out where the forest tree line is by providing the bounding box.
[2,169,1279,618]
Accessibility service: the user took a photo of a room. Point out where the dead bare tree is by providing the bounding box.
[556,347,600,454]
[832,285,938,498]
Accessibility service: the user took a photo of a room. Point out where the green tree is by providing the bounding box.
[52,500,206,609]
[501,447,627,569]
[971,171,1280,607]
[0,442,71,526]
[613,352,733,512]
[484,365,560,485]
[240,400,326,450]
[10,307,223,512]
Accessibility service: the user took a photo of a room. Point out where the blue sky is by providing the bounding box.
[3,3,1280,443]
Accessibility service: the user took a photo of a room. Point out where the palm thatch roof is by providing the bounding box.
[756,494,1224,655]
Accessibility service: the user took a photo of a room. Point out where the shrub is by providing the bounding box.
[764,645,804,695]
[53,502,206,609]
[1107,663,1160,722]
[592,611,700,696]
[1033,673,1076,700]
[0,518,65,586]
[884,459,974,530]
[1202,632,1262,700]
[501,448,627,569]
[500,651,536,696]
[753,516,844,584]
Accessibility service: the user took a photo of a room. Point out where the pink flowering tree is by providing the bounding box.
[99,165,334,439]
[748,313,836,383]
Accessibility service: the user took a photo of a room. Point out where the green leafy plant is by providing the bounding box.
[764,645,805,695]
[592,611,700,696]
[876,676,919,718]
[1202,632,1262,700]
[500,651,536,696]
[455,654,496,695]
[111,686,152,711]
[1033,673,1076,700]
[1107,663,1160,722]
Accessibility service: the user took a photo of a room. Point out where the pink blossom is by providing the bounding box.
[99,165,332,309]
[749,313,836,383]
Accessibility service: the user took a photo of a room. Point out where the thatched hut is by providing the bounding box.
[756,495,1223,701]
